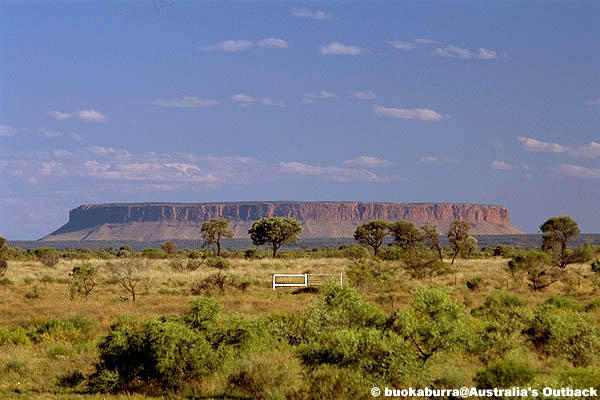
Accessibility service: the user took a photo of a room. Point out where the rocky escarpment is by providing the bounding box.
[42,201,523,241]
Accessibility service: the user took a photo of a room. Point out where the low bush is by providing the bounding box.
[36,248,60,268]
[205,256,230,270]
[92,317,217,393]
[526,303,600,366]
[227,351,304,400]
[474,359,534,388]
[465,276,484,291]
[340,244,370,261]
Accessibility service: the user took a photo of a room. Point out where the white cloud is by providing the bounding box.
[414,38,442,44]
[420,156,457,163]
[39,161,66,176]
[198,40,253,52]
[232,93,286,107]
[490,160,515,170]
[48,109,107,122]
[0,125,17,137]
[199,38,288,52]
[39,128,63,138]
[302,90,337,103]
[53,150,73,157]
[290,8,332,20]
[584,99,600,106]
[151,96,220,108]
[280,161,385,183]
[89,145,132,160]
[344,156,390,168]
[257,38,288,48]
[517,137,568,153]
[352,91,376,100]
[71,133,82,141]
[319,42,364,55]
[48,111,73,120]
[433,45,498,59]
[386,41,417,50]
[373,105,447,121]
[572,142,600,159]
[77,110,108,122]
[554,163,600,179]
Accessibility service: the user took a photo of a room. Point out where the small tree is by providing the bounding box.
[401,249,451,282]
[447,221,470,265]
[248,217,303,258]
[0,236,8,278]
[540,216,580,270]
[353,220,389,257]
[201,218,234,257]
[389,221,424,251]
[464,236,479,258]
[106,258,148,303]
[161,241,177,255]
[36,247,60,268]
[69,264,97,300]
[421,224,443,261]
[508,251,559,291]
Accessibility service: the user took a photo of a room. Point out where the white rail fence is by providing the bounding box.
[272,273,343,290]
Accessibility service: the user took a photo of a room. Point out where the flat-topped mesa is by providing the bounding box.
[43,201,522,241]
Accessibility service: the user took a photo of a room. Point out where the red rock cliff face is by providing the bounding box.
[44,202,520,240]
[67,202,511,224]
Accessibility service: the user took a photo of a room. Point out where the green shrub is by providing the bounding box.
[185,297,221,331]
[302,364,373,400]
[23,276,34,285]
[526,304,600,366]
[0,327,31,346]
[494,245,516,258]
[391,287,467,362]
[47,344,75,359]
[244,248,261,260]
[141,248,167,259]
[93,318,217,392]
[26,315,96,344]
[340,244,370,261]
[401,249,451,281]
[87,369,120,393]
[298,328,419,383]
[227,351,304,400]
[377,246,404,261]
[557,367,600,390]
[542,295,582,311]
[474,359,534,388]
[321,283,387,329]
[205,256,230,270]
[470,292,533,364]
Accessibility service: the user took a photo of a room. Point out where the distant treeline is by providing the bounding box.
[9,234,600,251]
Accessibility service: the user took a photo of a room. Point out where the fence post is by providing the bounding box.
[304,273,308,287]
[272,274,276,290]
[340,273,343,287]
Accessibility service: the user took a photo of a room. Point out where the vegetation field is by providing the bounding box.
[1,249,600,399]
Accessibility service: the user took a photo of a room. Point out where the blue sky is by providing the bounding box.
[1,1,599,239]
